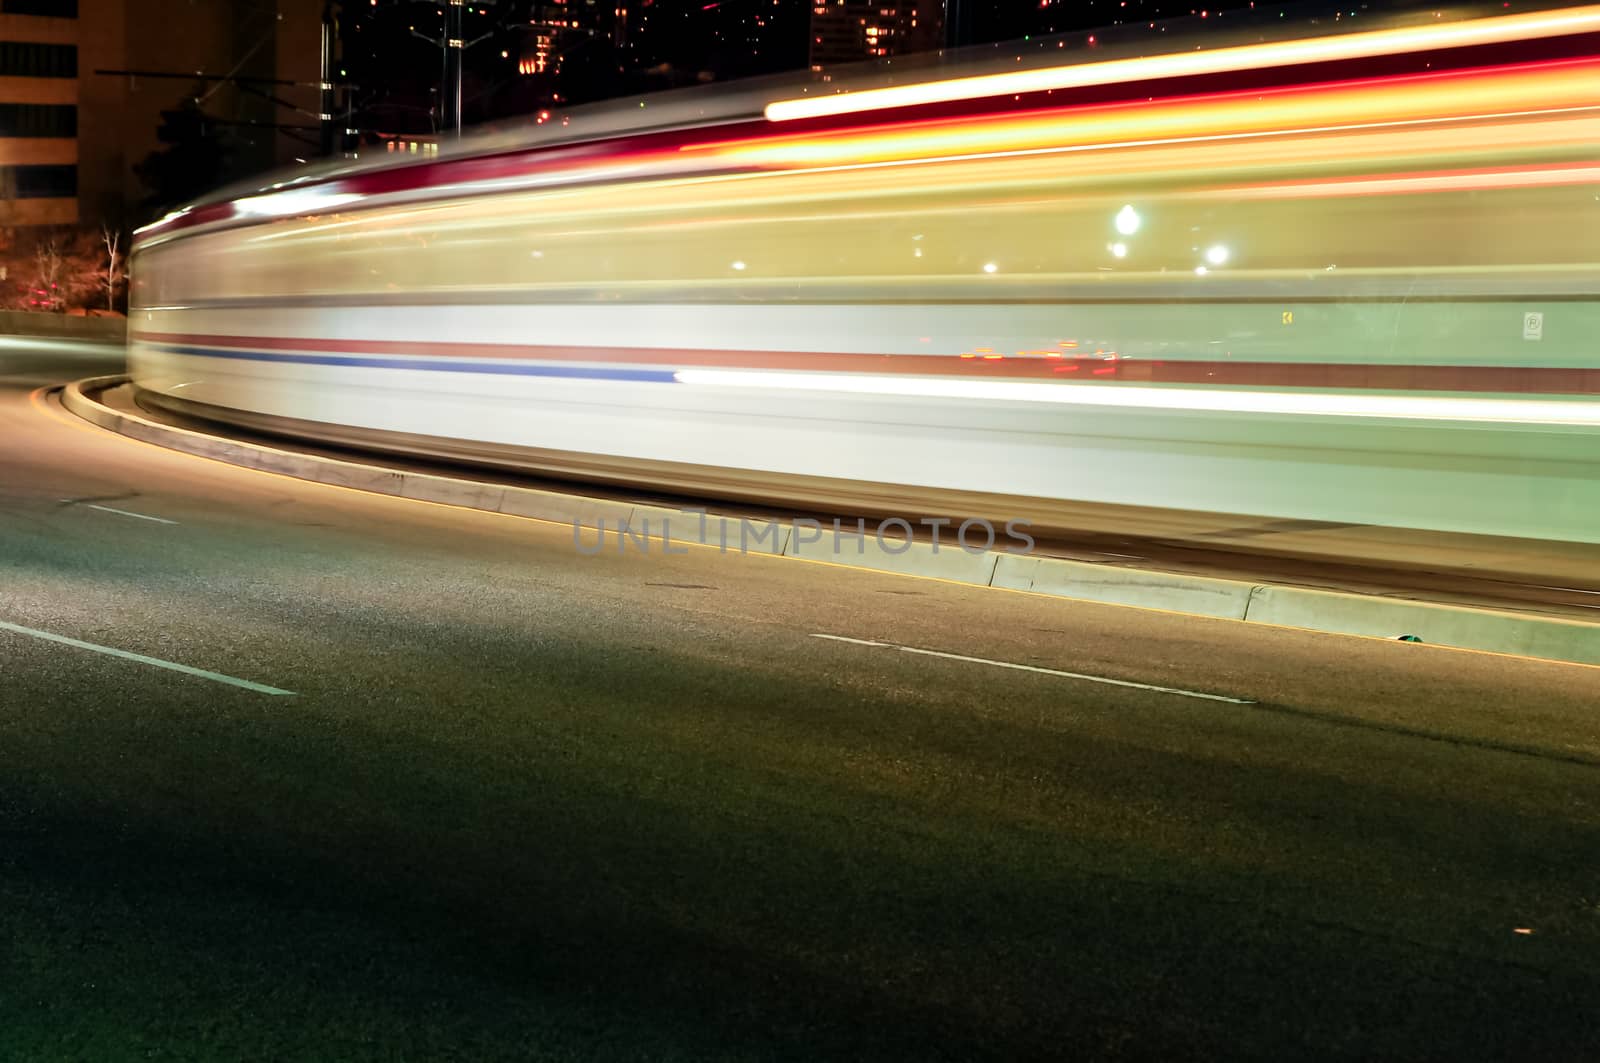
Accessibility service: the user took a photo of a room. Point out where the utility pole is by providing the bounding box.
[443,0,465,137]
[945,0,971,48]
[406,0,496,137]
[321,2,338,155]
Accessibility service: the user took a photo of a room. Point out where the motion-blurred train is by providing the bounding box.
[128,2,1600,547]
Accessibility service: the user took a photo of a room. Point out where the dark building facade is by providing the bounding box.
[0,0,323,227]
[810,0,942,68]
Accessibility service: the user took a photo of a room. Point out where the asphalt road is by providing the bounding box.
[2,339,1598,1061]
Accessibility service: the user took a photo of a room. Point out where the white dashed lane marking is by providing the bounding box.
[0,619,295,696]
[60,500,180,525]
[811,633,1253,704]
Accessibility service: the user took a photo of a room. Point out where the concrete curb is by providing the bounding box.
[64,376,1600,668]
[1242,585,1600,666]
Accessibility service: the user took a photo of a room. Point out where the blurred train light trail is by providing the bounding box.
[698,60,1600,171]
[1204,161,1600,200]
[763,3,1600,121]
[236,189,365,217]
[671,371,1600,426]
[123,1,1600,549]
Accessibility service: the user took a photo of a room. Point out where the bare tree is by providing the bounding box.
[100,225,127,313]
[26,239,66,312]
[0,227,14,289]
[16,229,129,312]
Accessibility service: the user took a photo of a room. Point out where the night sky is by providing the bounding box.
[333,0,1382,135]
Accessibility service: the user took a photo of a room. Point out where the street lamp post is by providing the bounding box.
[321,2,339,154]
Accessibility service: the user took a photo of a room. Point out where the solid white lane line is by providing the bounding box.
[0,620,295,696]
[84,504,179,525]
[811,633,1253,704]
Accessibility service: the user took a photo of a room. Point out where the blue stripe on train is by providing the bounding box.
[151,344,680,384]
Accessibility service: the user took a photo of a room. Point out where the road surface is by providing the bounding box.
[2,339,1598,1060]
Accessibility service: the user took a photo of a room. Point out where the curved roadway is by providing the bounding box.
[2,339,1598,1060]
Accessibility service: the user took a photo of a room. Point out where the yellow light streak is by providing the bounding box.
[702,63,1600,170]
[673,370,1600,426]
[1197,162,1600,199]
[765,4,1600,121]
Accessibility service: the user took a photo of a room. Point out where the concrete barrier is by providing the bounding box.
[1243,585,1600,666]
[630,504,792,556]
[501,489,634,530]
[400,472,509,513]
[62,375,1600,669]
[785,526,1001,584]
[0,310,125,342]
[995,555,1255,620]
